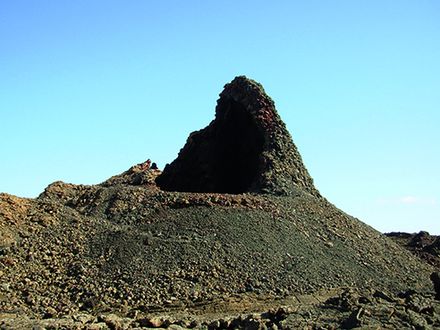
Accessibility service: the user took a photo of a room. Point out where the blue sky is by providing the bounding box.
[1,1,439,233]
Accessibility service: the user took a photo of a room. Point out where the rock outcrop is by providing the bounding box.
[386,231,440,269]
[156,76,319,196]
[1,76,438,328]
[100,159,161,187]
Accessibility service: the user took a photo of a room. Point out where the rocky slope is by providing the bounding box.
[386,231,440,270]
[1,76,438,329]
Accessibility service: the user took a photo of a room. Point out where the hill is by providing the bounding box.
[1,77,438,328]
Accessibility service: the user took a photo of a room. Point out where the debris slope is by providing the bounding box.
[0,76,437,328]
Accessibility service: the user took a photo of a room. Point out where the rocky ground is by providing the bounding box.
[2,284,439,329]
[385,231,440,270]
[1,76,439,328]
[1,169,438,329]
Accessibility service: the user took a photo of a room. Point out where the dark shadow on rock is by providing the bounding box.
[156,76,320,197]
[431,272,440,300]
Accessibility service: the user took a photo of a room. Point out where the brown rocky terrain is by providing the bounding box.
[1,76,439,329]
[385,231,440,270]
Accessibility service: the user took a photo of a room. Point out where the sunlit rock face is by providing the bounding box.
[156,76,320,197]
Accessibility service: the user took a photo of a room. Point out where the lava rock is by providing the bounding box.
[431,272,440,300]
[156,76,320,197]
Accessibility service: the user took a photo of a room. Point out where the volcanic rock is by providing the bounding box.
[386,231,440,269]
[156,76,319,196]
[0,76,438,328]
[431,272,440,300]
[101,159,161,187]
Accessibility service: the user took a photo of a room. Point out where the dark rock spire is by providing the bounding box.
[156,76,320,196]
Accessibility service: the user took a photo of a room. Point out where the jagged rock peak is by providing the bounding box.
[156,76,320,196]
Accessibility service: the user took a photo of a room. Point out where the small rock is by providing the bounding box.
[168,325,187,330]
[188,319,200,328]
[87,322,110,330]
[99,313,126,330]
[324,241,334,248]
[373,290,395,303]
[208,319,221,329]
[341,307,364,329]
[243,317,261,330]
[73,313,96,324]
[42,307,57,319]
[144,316,170,328]
[430,272,440,300]
[1,283,10,291]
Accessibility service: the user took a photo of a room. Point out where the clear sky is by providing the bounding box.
[1,1,439,234]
